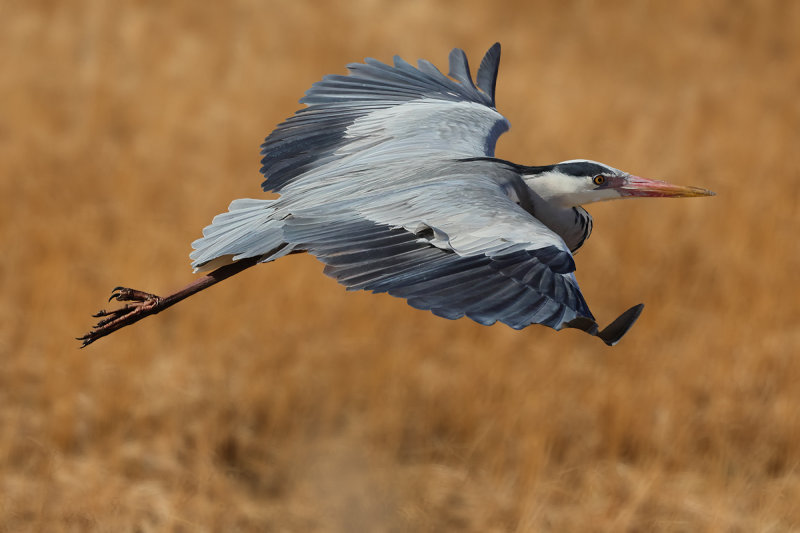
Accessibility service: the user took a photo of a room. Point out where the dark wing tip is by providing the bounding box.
[447,48,475,88]
[476,42,501,106]
[598,303,645,346]
[565,316,599,336]
[564,303,644,346]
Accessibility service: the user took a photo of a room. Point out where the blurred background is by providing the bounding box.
[2,0,799,531]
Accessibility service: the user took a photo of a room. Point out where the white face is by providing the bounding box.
[522,160,626,208]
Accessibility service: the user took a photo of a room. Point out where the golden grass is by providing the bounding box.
[2,0,799,530]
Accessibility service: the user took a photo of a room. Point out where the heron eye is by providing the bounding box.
[593,175,606,186]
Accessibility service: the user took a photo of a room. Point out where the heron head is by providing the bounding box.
[522,159,715,208]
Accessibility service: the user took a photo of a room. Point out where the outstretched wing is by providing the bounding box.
[279,165,642,344]
[260,43,507,193]
[280,164,600,335]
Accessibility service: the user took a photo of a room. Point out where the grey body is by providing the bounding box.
[189,44,640,344]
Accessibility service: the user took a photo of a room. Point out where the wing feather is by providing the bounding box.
[281,207,596,332]
[260,44,506,193]
[476,43,501,105]
[447,48,473,85]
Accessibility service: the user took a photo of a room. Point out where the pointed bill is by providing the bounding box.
[620,175,715,198]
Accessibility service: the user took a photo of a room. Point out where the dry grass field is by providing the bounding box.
[2,0,799,531]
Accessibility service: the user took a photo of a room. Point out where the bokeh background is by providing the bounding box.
[2,0,799,531]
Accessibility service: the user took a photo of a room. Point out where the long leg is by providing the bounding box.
[78,256,261,347]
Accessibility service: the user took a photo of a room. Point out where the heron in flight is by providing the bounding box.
[80,43,713,347]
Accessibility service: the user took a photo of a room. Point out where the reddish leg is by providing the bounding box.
[78,256,260,347]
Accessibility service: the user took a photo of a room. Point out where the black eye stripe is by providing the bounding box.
[556,161,611,177]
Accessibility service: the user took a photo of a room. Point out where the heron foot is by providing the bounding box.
[78,287,163,347]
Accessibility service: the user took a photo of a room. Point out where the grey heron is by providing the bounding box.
[79,43,714,347]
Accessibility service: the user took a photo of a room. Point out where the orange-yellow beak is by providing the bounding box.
[620,175,715,198]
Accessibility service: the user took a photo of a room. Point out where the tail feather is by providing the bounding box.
[190,198,291,272]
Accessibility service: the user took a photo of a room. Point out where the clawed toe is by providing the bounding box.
[109,287,159,303]
[79,286,164,347]
[93,312,126,329]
